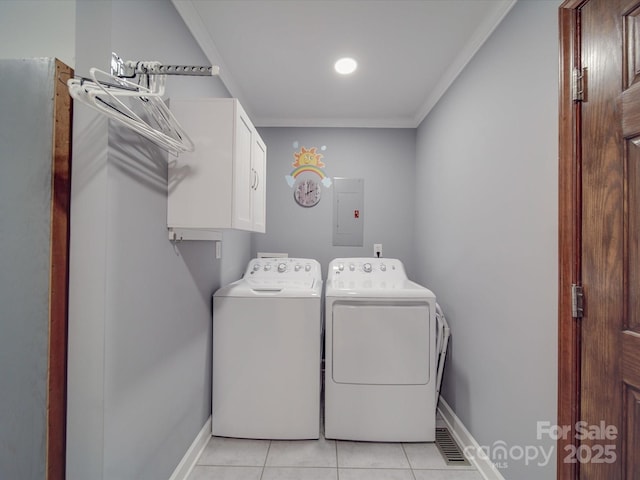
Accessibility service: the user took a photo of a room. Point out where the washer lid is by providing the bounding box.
[215,279,322,297]
[246,276,317,291]
[215,257,323,297]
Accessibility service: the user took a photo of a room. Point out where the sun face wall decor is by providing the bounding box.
[286,145,332,208]
[293,147,325,169]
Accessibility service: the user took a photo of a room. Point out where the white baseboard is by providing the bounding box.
[438,399,505,480]
[168,416,212,480]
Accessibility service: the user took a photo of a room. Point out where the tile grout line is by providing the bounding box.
[401,442,418,480]
[258,440,271,480]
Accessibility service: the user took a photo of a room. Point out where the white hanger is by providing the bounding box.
[67,63,195,155]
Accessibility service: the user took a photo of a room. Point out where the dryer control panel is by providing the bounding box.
[245,257,321,289]
[328,258,408,286]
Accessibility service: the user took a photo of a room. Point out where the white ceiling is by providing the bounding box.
[172,0,516,128]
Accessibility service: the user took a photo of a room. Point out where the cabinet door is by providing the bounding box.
[232,107,254,231]
[252,134,267,233]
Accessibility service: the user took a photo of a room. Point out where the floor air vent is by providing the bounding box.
[435,427,471,466]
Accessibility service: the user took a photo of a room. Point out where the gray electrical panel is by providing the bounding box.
[333,178,364,246]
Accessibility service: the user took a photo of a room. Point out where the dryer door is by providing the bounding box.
[331,301,431,385]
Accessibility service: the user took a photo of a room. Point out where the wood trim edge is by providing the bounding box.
[47,58,73,480]
[558,5,581,480]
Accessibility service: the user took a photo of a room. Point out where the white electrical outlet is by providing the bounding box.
[373,243,382,258]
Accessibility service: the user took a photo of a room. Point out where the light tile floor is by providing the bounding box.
[188,415,482,480]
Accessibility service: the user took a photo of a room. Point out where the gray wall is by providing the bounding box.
[0,1,562,479]
[253,128,416,277]
[0,1,75,68]
[67,1,249,479]
[413,1,559,479]
[0,58,56,480]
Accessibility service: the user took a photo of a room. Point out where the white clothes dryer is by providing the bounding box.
[212,257,322,439]
[324,258,437,442]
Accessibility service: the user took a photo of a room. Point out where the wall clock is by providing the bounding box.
[294,177,321,207]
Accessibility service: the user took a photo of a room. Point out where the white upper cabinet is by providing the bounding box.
[251,134,267,233]
[168,98,266,237]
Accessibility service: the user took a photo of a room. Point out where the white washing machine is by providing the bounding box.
[212,257,322,439]
[324,257,437,442]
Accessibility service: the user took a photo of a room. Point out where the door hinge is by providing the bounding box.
[571,284,584,319]
[572,67,586,102]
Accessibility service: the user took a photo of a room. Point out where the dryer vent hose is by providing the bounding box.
[435,303,450,406]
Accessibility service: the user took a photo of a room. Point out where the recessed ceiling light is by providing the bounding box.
[334,57,357,75]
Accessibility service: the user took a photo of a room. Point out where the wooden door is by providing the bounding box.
[559,0,640,478]
[620,1,640,476]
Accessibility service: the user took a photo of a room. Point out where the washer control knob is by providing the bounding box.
[380,263,387,271]
[253,263,261,271]
[363,262,372,273]
[305,264,311,272]
[295,264,301,272]
[264,264,271,271]
[278,263,287,273]
[338,264,344,271]
[349,264,355,271]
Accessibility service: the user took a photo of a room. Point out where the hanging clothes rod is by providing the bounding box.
[110,52,219,78]
[66,53,221,155]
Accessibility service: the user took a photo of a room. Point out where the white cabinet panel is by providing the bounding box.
[168,98,266,236]
[252,135,267,233]
[232,108,254,231]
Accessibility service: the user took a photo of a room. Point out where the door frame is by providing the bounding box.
[558,1,586,480]
[47,59,73,480]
